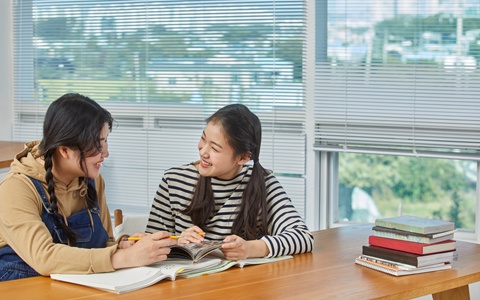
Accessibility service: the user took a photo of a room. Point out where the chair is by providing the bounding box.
[113,209,149,239]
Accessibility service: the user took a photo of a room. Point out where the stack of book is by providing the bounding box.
[355,215,457,276]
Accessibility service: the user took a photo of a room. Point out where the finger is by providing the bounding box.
[191,225,203,232]
[185,235,203,243]
[177,237,190,244]
[181,231,203,242]
[154,238,176,248]
[151,231,171,240]
[132,231,148,237]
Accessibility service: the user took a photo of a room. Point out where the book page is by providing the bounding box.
[179,250,293,278]
[51,266,168,294]
[169,241,223,262]
[51,258,222,294]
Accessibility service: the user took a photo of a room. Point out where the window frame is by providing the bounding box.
[312,0,480,243]
[11,0,312,226]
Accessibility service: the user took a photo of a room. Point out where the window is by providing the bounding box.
[314,1,480,234]
[13,1,307,217]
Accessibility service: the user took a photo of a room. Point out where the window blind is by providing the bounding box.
[314,0,480,159]
[12,0,306,216]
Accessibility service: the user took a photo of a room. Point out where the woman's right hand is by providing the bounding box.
[111,231,174,269]
[177,226,205,244]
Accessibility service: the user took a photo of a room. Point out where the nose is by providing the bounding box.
[199,145,209,158]
[101,145,109,158]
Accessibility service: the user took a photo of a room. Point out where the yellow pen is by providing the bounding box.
[169,232,205,239]
[122,236,178,241]
[123,236,142,241]
[123,232,205,241]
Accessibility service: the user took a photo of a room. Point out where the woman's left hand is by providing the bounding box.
[221,235,249,260]
[221,235,270,260]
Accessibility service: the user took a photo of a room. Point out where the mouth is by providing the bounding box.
[200,159,212,168]
[94,161,103,168]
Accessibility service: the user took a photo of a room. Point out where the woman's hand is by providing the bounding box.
[111,231,176,269]
[177,226,205,244]
[117,231,148,249]
[221,235,269,260]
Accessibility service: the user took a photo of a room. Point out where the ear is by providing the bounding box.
[237,151,251,165]
[57,146,72,159]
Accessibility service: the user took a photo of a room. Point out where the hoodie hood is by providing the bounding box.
[9,141,86,196]
[10,141,46,182]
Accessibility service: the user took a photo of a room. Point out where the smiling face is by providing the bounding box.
[83,123,110,179]
[197,121,250,180]
[52,123,110,185]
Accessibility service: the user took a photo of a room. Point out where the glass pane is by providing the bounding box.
[328,1,480,67]
[14,1,307,218]
[338,153,477,231]
[28,1,304,106]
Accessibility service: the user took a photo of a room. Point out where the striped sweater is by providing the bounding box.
[146,163,314,257]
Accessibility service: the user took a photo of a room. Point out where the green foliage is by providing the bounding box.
[339,153,476,229]
[468,40,480,63]
[35,17,83,41]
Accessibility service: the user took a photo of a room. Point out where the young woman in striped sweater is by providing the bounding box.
[147,104,314,260]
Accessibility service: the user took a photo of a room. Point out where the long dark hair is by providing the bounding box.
[38,93,113,246]
[184,104,269,240]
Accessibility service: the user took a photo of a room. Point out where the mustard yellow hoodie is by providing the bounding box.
[0,141,117,275]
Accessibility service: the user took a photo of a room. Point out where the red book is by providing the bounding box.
[368,235,456,255]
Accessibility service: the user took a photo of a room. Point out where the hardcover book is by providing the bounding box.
[362,245,455,267]
[368,235,456,255]
[355,255,452,276]
[372,226,456,244]
[374,215,455,235]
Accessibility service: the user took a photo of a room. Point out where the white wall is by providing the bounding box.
[0,0,13,141]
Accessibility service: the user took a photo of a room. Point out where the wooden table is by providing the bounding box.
[1,225,479,300]
[0,141,25,168]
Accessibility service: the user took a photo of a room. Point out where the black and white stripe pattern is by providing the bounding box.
[147,163,314,257]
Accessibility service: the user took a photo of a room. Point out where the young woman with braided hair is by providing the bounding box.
[0,93,173,281]
[147,104,314,260]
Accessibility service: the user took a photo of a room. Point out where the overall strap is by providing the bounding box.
[28,177,96,213]
[28,176,53,214]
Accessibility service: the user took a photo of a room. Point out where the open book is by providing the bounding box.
[51,240,293,294]
[50,258,222,294]
[168,240,224,263]
[178,250,293,278]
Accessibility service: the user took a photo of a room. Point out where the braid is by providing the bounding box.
[37,93,113,246]
[44,151,77,246]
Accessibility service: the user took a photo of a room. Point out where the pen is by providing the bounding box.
[122,236,177,241]
[167,232,206,239]
[122,232,205,241]
[123,236,142,241]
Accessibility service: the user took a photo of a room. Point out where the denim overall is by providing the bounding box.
[0,177,109,281]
